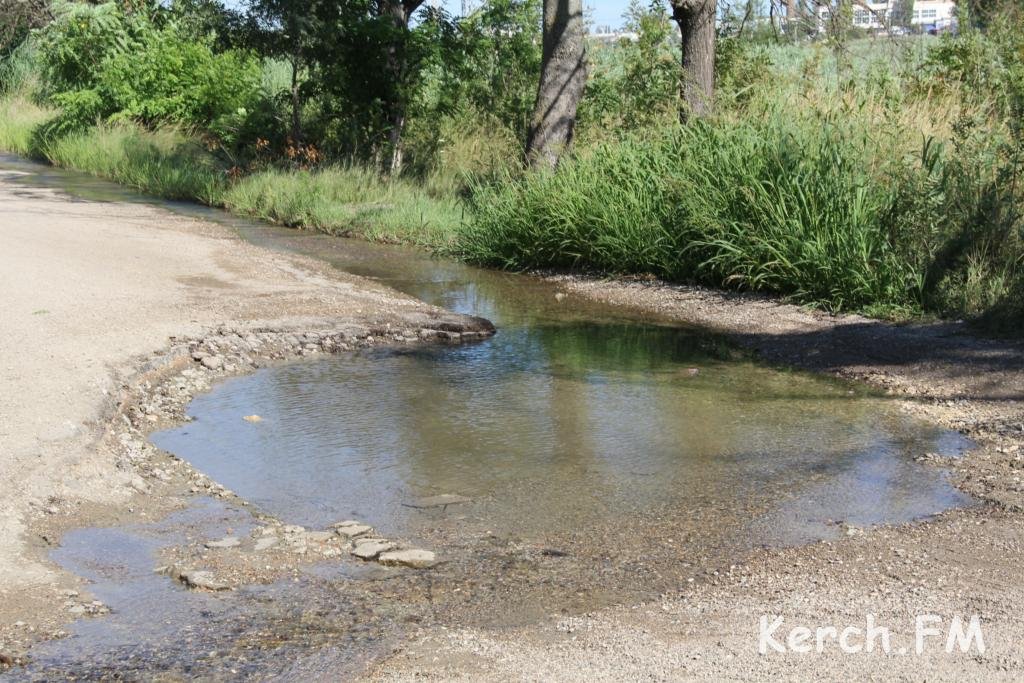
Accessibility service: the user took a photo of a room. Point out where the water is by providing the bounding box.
[1,154,974,675]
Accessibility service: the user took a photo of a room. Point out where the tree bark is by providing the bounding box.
[382,0,423,176]
[670,0,716,120]
[525,0,588,169]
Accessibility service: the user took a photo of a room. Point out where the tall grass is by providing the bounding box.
[41,124,227,202]
[0,100,462,247]
[223,166,462,246]
[460,114,922,313]
[0,96,52,155]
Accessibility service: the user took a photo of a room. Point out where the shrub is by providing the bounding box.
[34,1,261,141]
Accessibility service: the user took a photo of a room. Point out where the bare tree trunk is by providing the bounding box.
[525,0,588,169]
[670,0,716,120]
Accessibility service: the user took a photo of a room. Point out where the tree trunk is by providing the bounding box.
[670,0,716,120]
[289,53,302,144]
[382,0,423,176]
[525,0,588,169]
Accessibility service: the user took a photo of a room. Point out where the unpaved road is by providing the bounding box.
[2,164,1024,681]
[0,170,487,658]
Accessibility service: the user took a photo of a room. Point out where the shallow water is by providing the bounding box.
[1,154,974,675]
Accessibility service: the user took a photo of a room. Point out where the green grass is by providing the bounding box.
[459,115,921,313]
[0,96,52,156]
[223,166,463,246]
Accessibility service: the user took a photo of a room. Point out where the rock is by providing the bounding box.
[67,604,87,616]
[332,521,372,539]
[304,531,334,543]
[200,356,224,371]
[129,475,151,494]
[254,536,279,551]
[0,650,16,666]
[282,524,305,535]
[378,549,437,569]
[205,536,241,549]
[554,292,566,302]
[178,569,229,591]
[243,414,262,423]
[403,494,472,509]
[351,539,396,560]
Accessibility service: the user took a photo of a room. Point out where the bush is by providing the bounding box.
[34,1,261,141]
[458,108,1019,317]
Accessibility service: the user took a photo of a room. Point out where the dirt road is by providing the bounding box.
[2,163,1023,680]
[0,169,488,657]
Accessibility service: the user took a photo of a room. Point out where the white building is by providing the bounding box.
[815,1,958,31]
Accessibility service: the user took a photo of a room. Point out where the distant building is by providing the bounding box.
[590,29,639,44]
[815,0,958,31]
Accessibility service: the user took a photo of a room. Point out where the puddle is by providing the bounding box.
[1,153,975,676]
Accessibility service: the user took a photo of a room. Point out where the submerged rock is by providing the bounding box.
[403,494,472,509]
[242,414,263,423]
[204,536,241,549]
[377,549,437,569]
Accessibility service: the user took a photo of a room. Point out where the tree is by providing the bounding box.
[381,0,427,174]
[0,0,51,57]
[669,0,716,119]
[889,0,914,29]
[245,0,324,144]
[525,0,587,169]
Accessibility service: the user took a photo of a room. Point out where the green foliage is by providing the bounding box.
[222,165,462,245]
[459,116,922,313]
[34,1,261,141]
[578,1,678,137]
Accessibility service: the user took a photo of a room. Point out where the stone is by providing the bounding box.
[200,356,224,371]
[177,569,229,591]
[377,549,437,569]
[243,414,262,423]
[254,536,279,551]
[304,531,334,543]
[351,539,396,560]
[67,604,87,616]
[333,522,372,539]
[204,536,241,549]
[403,494,472,509]
[282,524,305,535]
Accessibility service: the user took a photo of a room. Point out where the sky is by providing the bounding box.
[438,0,639,31]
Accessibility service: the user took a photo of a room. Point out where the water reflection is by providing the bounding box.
[154,321,972,553]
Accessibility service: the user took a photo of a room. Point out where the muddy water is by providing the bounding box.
[1,155,973,677]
